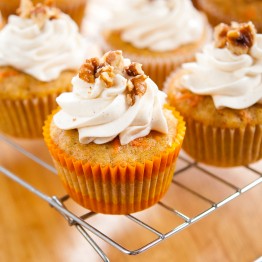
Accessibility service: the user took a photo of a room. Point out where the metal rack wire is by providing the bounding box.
[0,133,261,262]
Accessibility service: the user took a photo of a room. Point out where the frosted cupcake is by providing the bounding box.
[0,0,94,138]
[43,50,186,214]
[102,0,210,89]
[165,22,262,167]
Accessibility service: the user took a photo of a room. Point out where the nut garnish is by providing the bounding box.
[78,50,148,106]
[214,22,256,55]
[125,62,144,76]
[96,65,115,88]
[214,23,231,48]
[79,59,97,84]
[126,75,148,106]
[17,0,60,29]
[102,50,124,73]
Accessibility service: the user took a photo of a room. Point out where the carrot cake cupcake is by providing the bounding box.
[196,0,262,33]
[0,0,93,138]
[165,22,262,167]
[102,0,210,89]
[43,50,186,214]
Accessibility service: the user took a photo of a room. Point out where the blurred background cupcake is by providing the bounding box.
[194,0,262,33]
[43,50,185,214]
[0,0,88,28]
[164,22,262,167]
[101,0,211,89]
[0,0,99,138]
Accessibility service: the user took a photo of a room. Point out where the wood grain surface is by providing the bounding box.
[0,137,261,262]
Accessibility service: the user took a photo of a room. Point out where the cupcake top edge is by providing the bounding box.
[0,0,88,82]
[180,21,262,110]
[54,50,171,146]
[105,0,206,52]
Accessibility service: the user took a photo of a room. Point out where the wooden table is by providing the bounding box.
[0,136,261,262]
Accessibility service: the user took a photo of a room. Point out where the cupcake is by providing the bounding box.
[195,0,262,33]
[0,0,93,138]
[0,0,87,28]
[43,50,186,214]
[164,22,262,167]
[101,0,210,90]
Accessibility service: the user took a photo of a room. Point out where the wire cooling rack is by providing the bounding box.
[0,133,261,262]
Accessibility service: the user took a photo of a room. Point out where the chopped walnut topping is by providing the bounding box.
[227,22,256,55]
[126,75,148,106]
[214,23,230,48]
[96,65,115,88]
[131,75,148,96]
[214,22,256,55]
[79,59,97,84]
[102,50,124,73]
[17,0,60,29]
[125,62,144,76]
[78,50,149,106]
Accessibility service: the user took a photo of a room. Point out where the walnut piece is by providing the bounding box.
[17,0,60,29]
[97,65,115,88]
[227,22,256,55]
[214,22,256,55]
[126,75,148,106]
[214,23,230,48]
[79,59,97,84]
[102,50,124,73]
[78,51,149,106]
[125,62,144,76]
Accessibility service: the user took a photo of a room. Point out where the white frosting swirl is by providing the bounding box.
[0,14,87,82]
[181,35,262,109]
[106,0,205,52]
[54,61,168,145]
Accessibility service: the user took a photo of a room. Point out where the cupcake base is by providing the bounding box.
[43,107,185,214]
[183,118,262,167]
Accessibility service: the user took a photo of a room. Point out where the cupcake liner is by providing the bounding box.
[0,93,61,139]
[182,117,262,167]
[43,108,185,214]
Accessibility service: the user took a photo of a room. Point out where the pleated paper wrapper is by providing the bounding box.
[0,92,63,139]
[182,117,262,167]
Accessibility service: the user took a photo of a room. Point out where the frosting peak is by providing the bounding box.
[181,22,262,109]
[54,51,168,145]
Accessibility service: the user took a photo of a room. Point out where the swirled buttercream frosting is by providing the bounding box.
[54,50,168,145]
[106,0,206,52]
[0,1,87,82]
[181,22,262,109]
